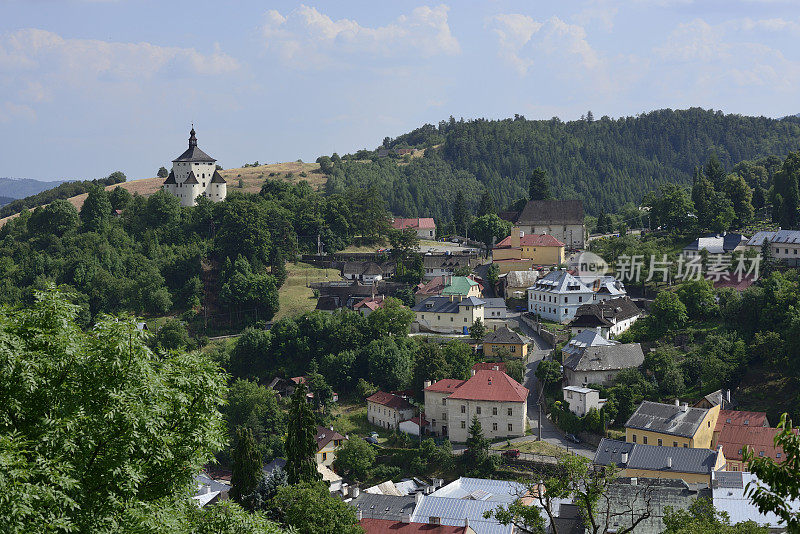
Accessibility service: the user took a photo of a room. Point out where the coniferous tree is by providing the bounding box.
[704,153,727,188]
[285,383,320,485]
[230,426,263,503]
[271,248,288,289]
[453,189,469,236]
[528,167,552,201]
[477,191,496,217]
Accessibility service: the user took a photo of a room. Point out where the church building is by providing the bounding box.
[162,127,227,206]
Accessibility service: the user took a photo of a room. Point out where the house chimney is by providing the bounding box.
[630,477,637,485]
[667,457,672,469]
[465,517,470,528]
[471,369,476,376]
[725,389,731,403]
[424,380,432,389]
[674,398,679,407]
[416,491,423,504]
[681,402,688,412]
[621,452,629,464]
[351,486,360,498]
[203,484,211,495]
[356,510,363,521]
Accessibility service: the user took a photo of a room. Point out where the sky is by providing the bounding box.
[2,0,800,183]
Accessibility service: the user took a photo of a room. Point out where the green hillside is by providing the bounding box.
[325,108,800,219]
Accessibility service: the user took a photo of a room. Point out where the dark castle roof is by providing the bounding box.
[173,127,216,163]
[163,170,176,185]
[517,199,584,225]
[183,171,199,185]
[210,170,226,183]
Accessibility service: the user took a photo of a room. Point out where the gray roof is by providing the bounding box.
[173,128,216,162]
[183,171,199,185]
[412,296,484,313]
[423,253,479,270]
[563,342,644,373]
[484,325,525,345]
[530,269,592,294]
[684,233,747,253]
[747,229,800,246]
[162,170,176,185]
[569,297,642,328]
[482,297,506,309]
[351,493,416,521]
[505,270,539,288]
[625,401,709,438]
[595,438,719,475]
[411,495,511,534]
[712,471,800,529]
[210,169,226,183]
[517,199,584,226]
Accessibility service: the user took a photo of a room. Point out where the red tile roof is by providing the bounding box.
[716,425,798,462]
[713,274,756,292]
[360,518,470,534]
[714,410,769,433]
[446,370,528,403]
[494,233,565,249]
[471,361,508,373]
[290,376,307,385]
[367,391,414,411]
[354,296,385,311]
[424,378,466,393]
[391,218,436,230]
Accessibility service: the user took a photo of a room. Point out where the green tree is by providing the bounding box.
[463,415,495,477]
[705,154,727,188]
[663,497,768,534]
[535,359,562,394]
[529,167,552,201]
[647,184,694,233]
[366,337,414,391]
[333,436,377,482]
[109,186,132,211]
[29,198,79,236]
[316,155,334,174]
[285,383,320,485]
[743,414,800,531]
[453,189,470,236]
[0,288,226,532]
[225,379,284,462]
[676,279,717,320]
[157,166,169,178]
[154,318,191,350]
[367,297,415,338]
[723,174,755,227]
[477,191,496,217]
[230,426,263,503]
[469,317,486,342]
[272,482,363,534]
[649,291,688,335]
[470,213,512,256]
[80,185,112,232]
[487,263,500,287]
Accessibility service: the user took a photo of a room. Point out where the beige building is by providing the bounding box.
[366,391,415,430]
[493,228,566,269]
[315,426,347,468]
[625,400,721,450]
[162,127,227,207]
[412,296,485,334]
[513,200,586,249]
[482,325,528,359]
[424,370,528,443]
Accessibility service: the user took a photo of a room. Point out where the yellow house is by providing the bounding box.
[315,426,347,468]
[595,438,726,486]
[625,401,720,449]
[412,296,484,334]
[483,325,528,359]
[493,228,565,267]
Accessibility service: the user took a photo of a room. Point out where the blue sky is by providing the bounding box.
[2,0,800,182]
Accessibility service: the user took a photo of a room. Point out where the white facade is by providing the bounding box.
[367,398,414,430]
[527,270,595,323]
[563,386,605,417]
[162,127,227,207]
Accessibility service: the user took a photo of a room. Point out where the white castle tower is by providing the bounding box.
[162,126,227,207]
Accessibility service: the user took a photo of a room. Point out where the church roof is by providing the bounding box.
[163,170,176,185]
[183,171,199,185]
[173,127,216,163]
[210,170,226,183]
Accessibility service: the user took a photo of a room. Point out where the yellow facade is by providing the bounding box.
[494,259,535,275]
[521,244,565,265]
[484,341,528,359]
[625,405,720,449]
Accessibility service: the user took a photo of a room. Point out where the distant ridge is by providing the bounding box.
[0,196,14,207]
[0,177,68,199]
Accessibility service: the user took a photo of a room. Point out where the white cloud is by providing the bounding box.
[726,17,800,34]
[656,18,728,62]
[489,14,602,76]
[261,4,460,67]
[0,29,240,81]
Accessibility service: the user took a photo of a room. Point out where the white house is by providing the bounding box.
[527,269,595,323]
[683,233,748,258]
[747,230,800,267]
[562,330,645,387]
[366,391,415,430]
[162,127,226,207]
[412,296,485,334]
[563,386,605,417]
[424,370,528,443]
[568,296,643,339]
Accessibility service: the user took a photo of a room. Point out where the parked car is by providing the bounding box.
[565,433,581,444]
[364,436,379,445]
[502,449,520,458]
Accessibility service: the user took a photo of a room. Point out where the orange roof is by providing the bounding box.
[447,370,528,403]
[425,378,466,393]
[472,361,508,373]
[360,518,469,534]
[715,410,769,432]
[391,218,436,230]
[716,425,798,462]
[494,233,565,249]
[366,391,414,411]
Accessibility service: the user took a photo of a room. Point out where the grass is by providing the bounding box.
[275,261,340,320]
[329,403,394,442]
[495,439,566,457]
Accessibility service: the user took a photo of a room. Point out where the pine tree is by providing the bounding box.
[230,426,263,503]
[477,191,496,217]
[453,189,469,236]
[529,167,552,201]
[704,153,727,188]
[271,249,287,289]
[286,383,320,485]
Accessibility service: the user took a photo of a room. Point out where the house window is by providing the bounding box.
[507,408,513,416]
[759,451,764,457]
[683,444,688,448]
[442,413,446,420]
[464,318,468,322]
[777,453,782,459]
[461,421,466,429]
[442,398,446,405]
[493,407,498,415]
[493,423,498,431]
[508,424,513,432]
[450,317,453,322]
[738,449,743,455]
[322,452,327,461]
[643,436,648,445]
[578,296,583,302]
[476,407,482,415]
[658,439,663,446]
[461,405,466,414]
[632,434,637,443]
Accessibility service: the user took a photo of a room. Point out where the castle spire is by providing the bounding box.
[189,124,197,148]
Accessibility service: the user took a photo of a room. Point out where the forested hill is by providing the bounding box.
[325,108,800,219]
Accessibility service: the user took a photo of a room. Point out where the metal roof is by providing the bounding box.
[412,296,485,313]
[430,477,526,504]
[352,493,417,521]
[563,343,645,373]
[483,326,525,345]
[595,438,719,475]
[625,401,709,438]
[411,495,511,534]
[712,471,800,528]
[516,199,584,226]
